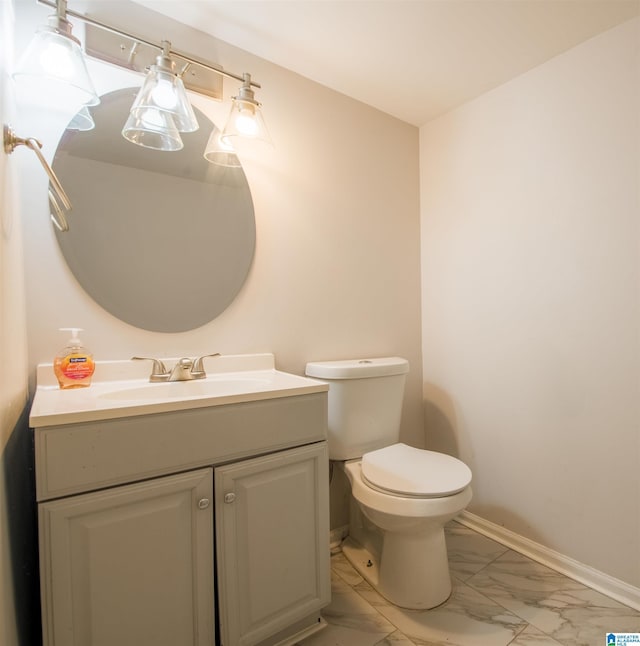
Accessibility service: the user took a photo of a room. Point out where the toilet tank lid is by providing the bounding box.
[305,357,409,380]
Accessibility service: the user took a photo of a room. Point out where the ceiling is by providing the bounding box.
[130,1,639,126]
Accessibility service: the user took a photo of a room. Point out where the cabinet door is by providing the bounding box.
[215,442,330,646]
[39,469,214,646]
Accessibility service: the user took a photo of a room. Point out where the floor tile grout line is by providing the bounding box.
[448,543,513,582]
[461,571,574,646]
[508,622,534,645]
[372,629,418,646]
[504,622,534,646]
[329,558,571,646]
[349,576,405,639]
[445,521,511,580]
[463,545,619,600]
[333,546,533,646]
[336,551,536,646]
[451,573,534,630]
[353,572,537,646]
[331,560,402,643]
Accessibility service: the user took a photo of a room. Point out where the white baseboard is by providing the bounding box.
[457,511,640,612]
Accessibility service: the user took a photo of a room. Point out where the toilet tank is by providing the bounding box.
[305,357,409,460]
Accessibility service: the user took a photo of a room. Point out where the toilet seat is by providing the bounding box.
[361,443,472,498]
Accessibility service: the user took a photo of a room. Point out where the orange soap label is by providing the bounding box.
[59,355,95,380]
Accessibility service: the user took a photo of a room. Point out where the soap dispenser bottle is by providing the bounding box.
[53,328,95,389]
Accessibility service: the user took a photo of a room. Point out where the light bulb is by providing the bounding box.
[151,78,178,109]
[218,135,235,152]
[39,39,74,79]
[234,111,259,137]
[139,108,165,128]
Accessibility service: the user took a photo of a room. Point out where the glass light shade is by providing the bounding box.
[13,25,99,109]
[67,105,95,131]
[122,108,183,151]
[221,98,272,146]
[130,66,198,133]
[203,130,242,167]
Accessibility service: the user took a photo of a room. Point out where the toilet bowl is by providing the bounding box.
[339,444,472,609]
[305,357,473,610]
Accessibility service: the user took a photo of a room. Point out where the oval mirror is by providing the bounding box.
[52,88,256,332]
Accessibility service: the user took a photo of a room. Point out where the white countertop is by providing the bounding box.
[30,353,328,428]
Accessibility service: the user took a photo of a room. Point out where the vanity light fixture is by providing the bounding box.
[13,0,99,110]
[122,107,183,152]
[18,0,271,157]
[128,41,199,135]
[67,105,95,131]
[203,130,242,167]
[222,73,273,147]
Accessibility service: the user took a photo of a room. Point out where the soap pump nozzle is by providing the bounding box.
[60,327,83,346]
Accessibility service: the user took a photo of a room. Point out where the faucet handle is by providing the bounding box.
[191,353,221,379]
[131,356,169,382]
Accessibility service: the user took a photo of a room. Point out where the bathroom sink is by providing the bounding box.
[29,353,328,427]
[99,375,273,402]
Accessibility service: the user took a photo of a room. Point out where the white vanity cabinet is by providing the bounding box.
[39,469,215,646]
[32,371,330,646]
[216,442,330,646]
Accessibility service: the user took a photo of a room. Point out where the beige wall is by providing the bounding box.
[420,17,640,586]
[1,1,30,644]
[14,0,424,448]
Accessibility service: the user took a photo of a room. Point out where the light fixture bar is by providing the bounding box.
[82,24,222,100]
[36,0,261,89]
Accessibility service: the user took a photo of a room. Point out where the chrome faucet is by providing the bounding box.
[132,353,221,382]
[169,357,196,381]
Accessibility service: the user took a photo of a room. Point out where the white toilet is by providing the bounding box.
[305,357,472,610]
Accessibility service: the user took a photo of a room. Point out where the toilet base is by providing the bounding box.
[341,528,452,610]
[338,459,471,610]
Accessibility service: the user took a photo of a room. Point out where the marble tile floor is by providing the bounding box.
[298,521,640,646]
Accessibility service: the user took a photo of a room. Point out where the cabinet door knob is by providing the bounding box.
[224,493,236,504]
[198,498,210,510]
